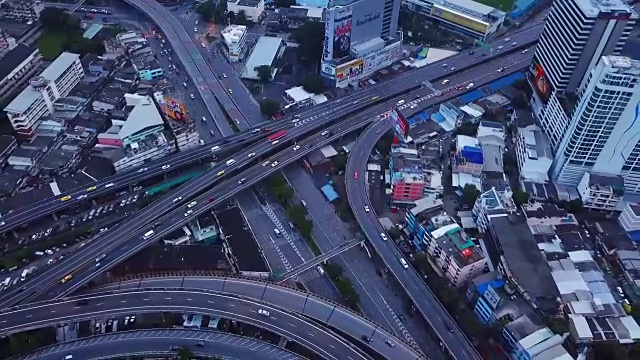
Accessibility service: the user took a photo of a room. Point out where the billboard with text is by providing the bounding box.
[336,58,364,85]
[389,106,410,142]
[532,62,551,104]
[349,0,384,48]
[164,97,187,122]
[431,6,488,34]
[328,6,353,60]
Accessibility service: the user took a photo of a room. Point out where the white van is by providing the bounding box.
[399,258,409,269]
[34,251,45,256]
[273,228,281,237]
[226,159,236,166]
[143,230,155,240]
[466,83,474,89]
[396,99,405,106]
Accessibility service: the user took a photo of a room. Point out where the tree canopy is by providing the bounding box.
[234,10,250,25]
[292,22,325,64]
[196,0,227,23]
[254,65,272,83]
[302,75,326,94]
[512,190,530,206]
[461,184,480,206]
[39,7,80,31]
[260,99,281,118]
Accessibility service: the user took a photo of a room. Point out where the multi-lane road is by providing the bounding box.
[0,24,541,234]
[14,329,304,360]
[343,50,537,360]
[0,282,423,359]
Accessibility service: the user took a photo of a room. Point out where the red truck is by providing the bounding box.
[268,130,286,141]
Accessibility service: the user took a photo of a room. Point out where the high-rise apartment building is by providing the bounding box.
[533,0,637,150]
[550,55,640,193]
[4,52,84,138]
[320,0,403,87]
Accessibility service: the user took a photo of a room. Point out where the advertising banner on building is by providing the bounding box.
[321,61,336,76]
[532,62,551,104]
[164,97,187,122]
[389,106,410,142]
[322,8,334,61]
[331,6,353,60]
[349,0,384,47]
[336,58,364,85]
[431,6,488,34]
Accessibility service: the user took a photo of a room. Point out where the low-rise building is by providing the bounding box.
[4,52,84,138]
[389,144,425,203]
[618,203,640,233]
[577,172,624,211]
[227,0,264,23]
[0,43,42,103]
[0,0,45,22]
[220,25,248,62]
[515,123,553,184]
[241,36,284,80]
[472,187,516,232]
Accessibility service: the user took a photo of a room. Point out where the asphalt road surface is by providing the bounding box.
[17,329,304,360]
[0,286,421,359]
[340,54,535,360]
[0,26,539,233]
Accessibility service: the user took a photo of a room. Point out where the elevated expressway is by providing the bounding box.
[345,48,535,359]
[0,277,426,360]
[1,50,534,311]
[0,24,542,234]
[11,329,305,360]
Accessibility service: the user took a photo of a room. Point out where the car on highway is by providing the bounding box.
[271,161,279,167]
[222,73,227,78]
[321,131,329,136]
[138,167,148,173]
[455,84,463,90]
[450,67,456,71]
[104,183,115,188]
[257,309,270,316]
[194,27,198,32]
[60,195,71,201]
[399,258,409,269]
[497,45,503,50]
[190,94,195,99]
[202,117,207,122]
[385,339,396,348]
[211,146,220,151]
[60,274,73,283]
[396,99,405,106]
[247,152,255,158]
[172,196,183,203]
[201,43,205,48]
[238,178,246,185]
[78,194,87,199]
[361,335,373,343]
[187,201,197,208]
[262,161,270,167]
[162,165,171,170]
[208,196,216,203]
[466,83,475,89]
[271,140,279,145]
[227,88,232,94]
[210,130,214,136]
[354,172,358,180]
[522,48,529,54]
[292,145,300,151]
[226,159,236,166]
[86,186,97,191]
[380,233,388,241]
[217,170,225,176]
[184,210,193,217]
[441,79,449,85]
[364,205,370,213]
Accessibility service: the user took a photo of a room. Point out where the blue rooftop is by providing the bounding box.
[460,90,484,103]
[487,72,524,92]
[321,184,339,202]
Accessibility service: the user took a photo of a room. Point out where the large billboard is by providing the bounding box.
[389,107,410,142]
[532,62,551,104]
[349,0,384,48]
[336,58,364,85]
[164,97,187,122]
[326,6,353,60]
[431,6,488,34]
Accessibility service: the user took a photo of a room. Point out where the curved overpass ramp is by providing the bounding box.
[343,55,534,359]
[0,277,426,359]
[13,329,304,360]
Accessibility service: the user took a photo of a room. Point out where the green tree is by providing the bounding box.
[255,65,272,83]
[272,184,293,205]
[332,153,347,172]
[512,190,530,206]
[302,75,326,94]
[292,22,325,64]
[39,7,79,31]
[274,0,296,7]
[260,99,280,118]
[235,10,250,25]
[388,227,402,240]
[177,346,194,360]
[68,37,105,57]
[503,153,518,175]
[461,184,480,206]
[196,0,216,22]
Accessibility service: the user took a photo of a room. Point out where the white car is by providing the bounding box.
[257,309,270,316]
[190,94,195,99]
[187,201,197,208]
[211,146,220,152]
[138,167,148,173]
[172,196,183,203]
[78,194,87,199]
[271,140,279,145]
[105,183,115,188]
[238,178,246,185]
[399,258,409,269]
[248,152,256,158]
[184,210,193,217]
[202,117,207,122]
[522,49,529,54]
[364,205,370,213]
[263,161,270,167]
[497,67,504,73]
[271,161,279,167]
[292,145,300,151]
[380,233,388,241]
[441,79,449,85]
[201,43,206,48]
[162,165,171,170]
[222,73,227,78]
[321,131,329,136]
[194,27,198,32]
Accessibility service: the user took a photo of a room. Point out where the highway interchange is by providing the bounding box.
[0,4,545,359]
[14,329,305,360]
[0,22,543,234]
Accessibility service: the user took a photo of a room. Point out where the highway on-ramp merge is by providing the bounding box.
[0,285,422,359]
[344,52,535,360]
[12,329,305,360]
[0,24,541,233]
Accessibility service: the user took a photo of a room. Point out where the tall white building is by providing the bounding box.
[220,25,248,62]
[550,55,640,194]
[4,52,84,138]
[532,0,636,150]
